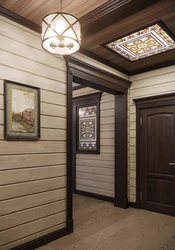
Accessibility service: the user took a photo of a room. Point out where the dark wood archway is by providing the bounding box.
[65,56,131,233]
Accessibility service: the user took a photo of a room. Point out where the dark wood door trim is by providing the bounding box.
[133,93,175,209]
[66,56,130,229]
[66,57,131,94]
[115,94,128,208]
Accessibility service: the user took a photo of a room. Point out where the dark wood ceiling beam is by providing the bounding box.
[80,0,161,37]
[80,47,129,76]
[0,6,41,33]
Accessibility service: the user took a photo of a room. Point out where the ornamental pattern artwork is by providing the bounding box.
[79,106,97,150]
[106,24,175,61]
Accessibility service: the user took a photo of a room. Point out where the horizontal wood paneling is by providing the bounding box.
[0,200,66,232]
[128,65,175,202]
[0,165,66,185]
[0,188,66,216]
[1,222,66,250]
[0,211,66,247]
[0,176,66,201]
[0,153,66,170]
[0,16,67,248]
[0,141,66,154]
[74,89,115,198]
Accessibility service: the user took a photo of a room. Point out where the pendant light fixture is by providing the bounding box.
[41,0,81,55]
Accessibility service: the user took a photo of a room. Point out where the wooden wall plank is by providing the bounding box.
[41,128,66,141]
[0,176,66,200]
[0,200,66,232]
[0,64,66,94]
[76,159,114,168]
[0,165,66,185]
[41,116,66,129]
[0,211,66,247]
[76,165,114,176]
[0,153,66,170]
[0,50,66,83]
[41,90,66,106]
[76,178,114,191]
[0,141,66,154]
[0,33,66,71]
[41,103,66,118]
[76,171,114,184]
[0,188,66,216]
[77,153,114,161]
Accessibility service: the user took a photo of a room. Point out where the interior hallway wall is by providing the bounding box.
[0,16,67,249]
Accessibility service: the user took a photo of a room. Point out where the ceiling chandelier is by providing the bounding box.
[41,0,81,56]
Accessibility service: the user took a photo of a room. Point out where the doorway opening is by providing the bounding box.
[66,56,131,233]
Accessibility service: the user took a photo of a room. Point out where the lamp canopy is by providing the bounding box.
[41,12,81,56]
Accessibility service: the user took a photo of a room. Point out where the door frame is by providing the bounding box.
[134,93,175,209]
[65,56,131,233]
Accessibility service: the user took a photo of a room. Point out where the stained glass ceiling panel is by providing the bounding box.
[105,23,175,61]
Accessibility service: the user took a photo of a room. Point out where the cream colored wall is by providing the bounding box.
[73,88,115,197]
[0,16,67,249]
[128,65,175,202]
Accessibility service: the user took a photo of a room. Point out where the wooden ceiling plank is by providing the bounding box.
[1,0,19,9]
[26,0,61,22]
[0,0,6,5]
[9,0,32,13]
[18,0,47,17]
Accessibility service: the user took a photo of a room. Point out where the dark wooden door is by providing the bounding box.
[140,105,175,216]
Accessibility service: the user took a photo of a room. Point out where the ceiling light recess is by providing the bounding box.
[41,12,81,56]
[105,23,175,61]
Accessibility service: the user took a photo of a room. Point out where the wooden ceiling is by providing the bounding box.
[0,0,108,23]
[0,0,175,75]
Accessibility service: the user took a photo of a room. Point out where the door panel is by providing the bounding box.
[141,105,175,216]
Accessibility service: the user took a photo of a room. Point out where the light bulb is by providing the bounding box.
[56,19,66,35]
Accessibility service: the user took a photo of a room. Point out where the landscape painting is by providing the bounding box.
[4,80,40,140]
[11,89,35,133]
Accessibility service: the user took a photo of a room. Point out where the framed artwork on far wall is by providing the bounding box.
[4,80,40,141]
[73,92,102,154]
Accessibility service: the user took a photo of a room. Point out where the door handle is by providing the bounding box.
[169,163,175,166]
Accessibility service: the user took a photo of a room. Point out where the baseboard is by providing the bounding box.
[114,197,129,209]
[11,227,68,250]
[75,189,114,203]
[67,219,73,234]
[129,201,140,209]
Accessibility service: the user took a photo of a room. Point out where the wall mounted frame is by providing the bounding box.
[73,92,102,154]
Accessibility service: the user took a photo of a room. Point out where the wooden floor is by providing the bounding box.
[37,194,175,250]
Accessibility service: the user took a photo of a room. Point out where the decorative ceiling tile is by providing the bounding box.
[105,23,175,61]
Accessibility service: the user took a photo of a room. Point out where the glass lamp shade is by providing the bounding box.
[41,12,81,55]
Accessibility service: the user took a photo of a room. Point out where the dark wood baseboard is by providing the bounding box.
[11,227,68,250]
[75,189,114,203]
[128,201,140,209]
[67,219,73,234]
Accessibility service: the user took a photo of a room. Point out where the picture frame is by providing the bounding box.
[4,80,40,141]
[73,92,102,154]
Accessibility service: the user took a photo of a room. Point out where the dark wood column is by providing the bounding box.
[115,94,128,208]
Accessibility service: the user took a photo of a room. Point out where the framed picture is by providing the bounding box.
[4,80,40,141]
[73,92,102,154]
